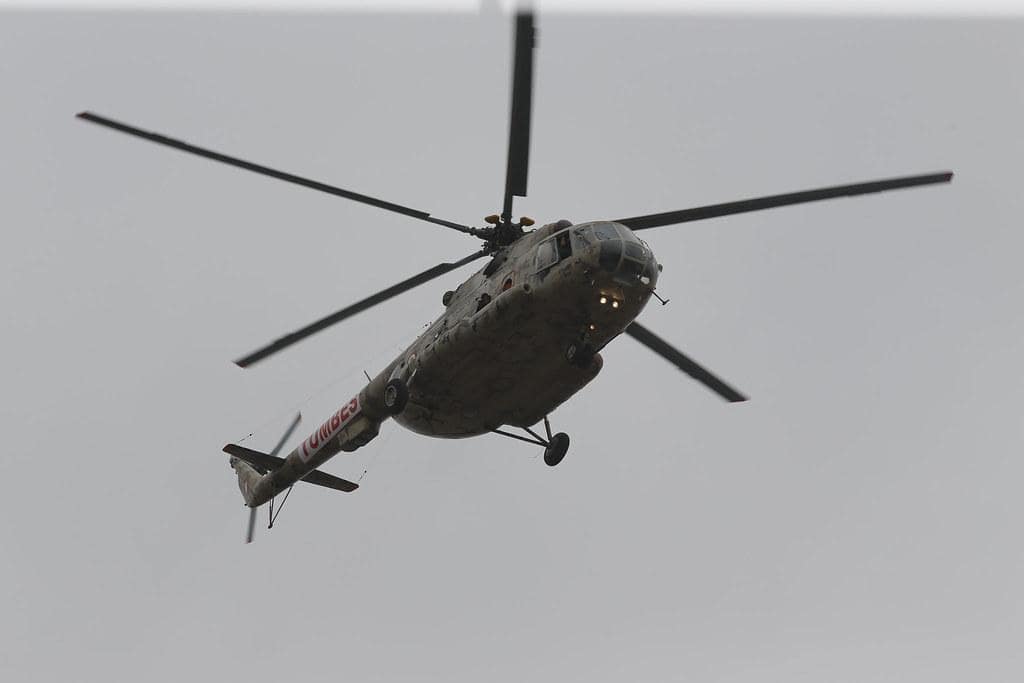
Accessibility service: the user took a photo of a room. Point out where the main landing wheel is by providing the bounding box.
[383,378,409,415]
[544,432,570,467]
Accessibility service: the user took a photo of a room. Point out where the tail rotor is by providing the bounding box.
[245,507,258,544]
[241,412,302,544]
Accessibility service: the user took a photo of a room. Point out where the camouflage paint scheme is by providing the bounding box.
[231,219,660,506]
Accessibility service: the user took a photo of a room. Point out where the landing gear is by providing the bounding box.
[544,432,570,467]
[491,416,570,467]
[383,378,409,415]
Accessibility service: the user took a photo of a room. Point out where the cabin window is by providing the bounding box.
[476,292,492,312]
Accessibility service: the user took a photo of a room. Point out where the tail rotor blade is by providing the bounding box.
[245,506,257,544]
[269,413,302,458]
[241,413,300,544]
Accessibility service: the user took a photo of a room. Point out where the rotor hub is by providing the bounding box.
[482,214,534,247]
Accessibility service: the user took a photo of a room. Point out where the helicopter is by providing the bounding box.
[77,11,952,541]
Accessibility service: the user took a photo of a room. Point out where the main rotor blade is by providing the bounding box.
[76,111,480,236]
[624,322,747,403]
[616,171,953,231]
[268,413,302,458]
[501,11,536,224]
[235,250,488,368]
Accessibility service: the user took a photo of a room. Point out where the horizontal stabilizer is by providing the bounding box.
[224,443,284,473]
[223,444,359,493]
[302,468,360,493]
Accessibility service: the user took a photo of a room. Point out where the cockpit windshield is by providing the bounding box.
[592,222,619,241]
[575,221,657,286]
[568,221,623,246]
[536,221,656,284]
[571,225,594,247]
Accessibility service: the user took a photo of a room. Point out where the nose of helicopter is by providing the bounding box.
[596,222,659,289]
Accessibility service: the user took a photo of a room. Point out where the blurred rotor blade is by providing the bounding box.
[616,171,953,231]
[76,111,480,236]
[501,11,536,224]
[268,413,302,458]
[624,322,747,403]
[235,250,488,368]
[245,507,257,544]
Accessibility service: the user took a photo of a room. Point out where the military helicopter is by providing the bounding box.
[78,11,951,541]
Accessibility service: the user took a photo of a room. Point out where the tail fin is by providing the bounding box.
[229,455,263,506]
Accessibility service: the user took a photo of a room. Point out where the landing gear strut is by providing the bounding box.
[492,416,570,467]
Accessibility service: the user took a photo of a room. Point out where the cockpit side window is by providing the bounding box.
[555,230,572,260]
[536,230,575,273]
[535,239,558,271]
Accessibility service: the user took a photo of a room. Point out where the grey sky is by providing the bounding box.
[2,9,1022,682]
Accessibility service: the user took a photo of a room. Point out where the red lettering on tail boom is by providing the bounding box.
[299,396,361,462]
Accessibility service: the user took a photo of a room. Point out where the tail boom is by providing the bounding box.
[226,392,383,507]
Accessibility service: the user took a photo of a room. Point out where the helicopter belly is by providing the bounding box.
[392,283,603,437]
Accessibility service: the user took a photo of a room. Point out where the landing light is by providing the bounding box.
[611,300,620,309]
[599,296,608,305]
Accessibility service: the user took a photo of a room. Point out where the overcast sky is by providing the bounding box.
[2,7,1023,682]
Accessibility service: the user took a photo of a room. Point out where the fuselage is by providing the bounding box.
[373,220,661,437]
[229,220,662,506]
